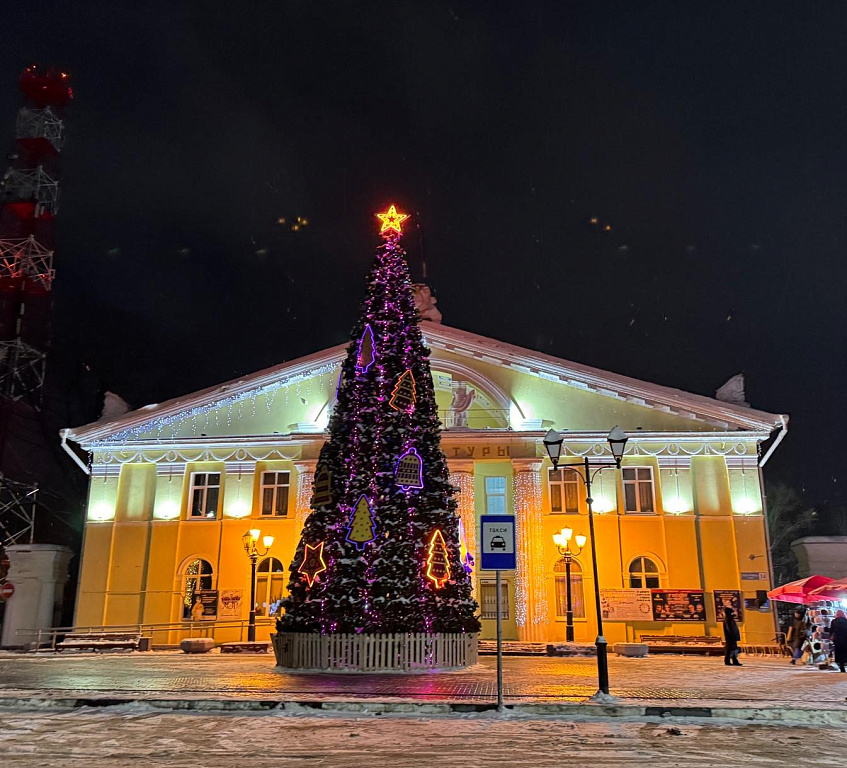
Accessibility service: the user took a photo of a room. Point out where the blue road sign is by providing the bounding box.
[479,515,517,571]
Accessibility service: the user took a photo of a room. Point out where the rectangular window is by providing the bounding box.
[548,468,580,514]
[189,472,221,518]
[622,467,655,513]
[480,581,509,620]
[260,471,290,517]
[484,476,507,515]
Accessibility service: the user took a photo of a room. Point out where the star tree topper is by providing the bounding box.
[376,204,409,235]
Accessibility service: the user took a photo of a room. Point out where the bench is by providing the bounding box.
[219,641,270,654]
[639,634,724,656]
[56,632,142,652]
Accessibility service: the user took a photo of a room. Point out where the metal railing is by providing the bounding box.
[13,617,277,652]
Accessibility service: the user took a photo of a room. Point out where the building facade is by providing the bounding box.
[64,322,787,646]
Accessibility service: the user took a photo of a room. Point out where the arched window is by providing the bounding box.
[255,557,286,617]
[628,556,661,589]
[554,559,585,619]
[182,558,214,619]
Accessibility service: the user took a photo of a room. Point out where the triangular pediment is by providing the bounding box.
[64,323,785,449]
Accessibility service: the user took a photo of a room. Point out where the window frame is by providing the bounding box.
[622,466,657,514]
[484,476,508,515]
[628,555,662,589]
[547,467,581,514]
[255,556,286,616]
[188,472,221,519]
[259,470,291,517]
[553,558,586,619]
[479,580,510,620]
[182,558,214,620]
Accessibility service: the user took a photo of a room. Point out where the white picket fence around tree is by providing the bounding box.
[272,631,478,672]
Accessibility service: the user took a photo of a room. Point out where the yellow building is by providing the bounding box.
[63,321,787,646]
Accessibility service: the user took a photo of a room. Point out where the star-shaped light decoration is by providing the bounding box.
[299,541,327,587]
[376,204,409,235]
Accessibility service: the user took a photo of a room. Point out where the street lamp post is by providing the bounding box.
[543,426,628,698]
[242,528,274,642]
[552,527,587,642]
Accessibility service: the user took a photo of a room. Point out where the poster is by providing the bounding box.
[713,590,743,622]
[650,589,706,622]
[196,589,218,619]
[599,589,653,621]
[219,589,243,618]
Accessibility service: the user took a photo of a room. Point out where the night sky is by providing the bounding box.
[2,3,845,513]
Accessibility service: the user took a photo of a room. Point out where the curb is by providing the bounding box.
[1,696,846,724]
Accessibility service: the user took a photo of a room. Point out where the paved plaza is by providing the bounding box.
[0,651,845,710]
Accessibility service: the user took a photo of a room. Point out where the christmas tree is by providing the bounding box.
[280,205,479,635]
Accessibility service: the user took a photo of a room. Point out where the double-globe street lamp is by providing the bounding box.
[552,527,587,643]
[242,528,274,642]
[543,425,628,698]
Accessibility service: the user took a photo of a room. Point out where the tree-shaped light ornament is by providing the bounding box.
[347,494,376,550]
[356,324,375,373]
[278,204,479,635]
[426,529,451,589]
[396,447,424,490]
[389,369,416,413]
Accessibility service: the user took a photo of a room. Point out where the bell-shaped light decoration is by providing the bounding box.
[543,428,564,469]
[607,425,628,467]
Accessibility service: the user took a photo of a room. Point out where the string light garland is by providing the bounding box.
[514,466,549,632]
[449,470,476,581]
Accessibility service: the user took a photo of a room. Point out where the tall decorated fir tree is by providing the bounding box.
[280,205,479,635]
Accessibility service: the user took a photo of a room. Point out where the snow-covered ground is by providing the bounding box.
[0,705,841,767]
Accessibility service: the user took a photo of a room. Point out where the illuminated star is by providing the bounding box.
[299,542,327,587]
[376,204,409,235]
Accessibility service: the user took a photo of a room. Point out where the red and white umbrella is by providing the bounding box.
[767,575,834,604]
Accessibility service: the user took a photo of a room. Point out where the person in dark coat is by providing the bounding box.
[830,609,847,673]
[786,609,807,664]
[723,607,742,666]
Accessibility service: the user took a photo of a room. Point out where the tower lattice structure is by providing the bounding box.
[0,65,71,405]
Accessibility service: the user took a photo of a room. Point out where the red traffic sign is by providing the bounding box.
[0,582,14,601]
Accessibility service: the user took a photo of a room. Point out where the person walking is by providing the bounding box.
[829,609,847,673]
[786,609,808,665]
[723,607,742,666]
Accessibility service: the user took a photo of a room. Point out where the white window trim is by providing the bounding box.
[479,579,510,620]
[260,470,290,517]
[626,556,664,589]
[547,467,581,514]
[188,472,221,519]
[484,476,508,515]
[622,466,657,514]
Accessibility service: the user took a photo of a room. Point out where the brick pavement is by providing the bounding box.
[0,651,845,708]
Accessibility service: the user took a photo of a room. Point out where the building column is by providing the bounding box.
[1,544,73,648]
[293,460,316,537]
[448,461,475,597]
[513,459,549,642]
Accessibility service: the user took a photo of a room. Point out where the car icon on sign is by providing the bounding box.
[490,536,507,551]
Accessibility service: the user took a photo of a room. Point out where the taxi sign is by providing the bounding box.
[480,515,516,571]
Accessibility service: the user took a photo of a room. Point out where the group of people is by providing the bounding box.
[721,605,847,670]
[785,607,847,671]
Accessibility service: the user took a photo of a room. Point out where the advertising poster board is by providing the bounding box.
[196,589,218,619]
[650,589,706,622]
[599,589,653,621]
[713,589,744,622]
[219,589,243,618]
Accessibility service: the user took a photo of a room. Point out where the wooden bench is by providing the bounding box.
[56,632,141,652]
[639,634,723,656]
[219,641,270,654]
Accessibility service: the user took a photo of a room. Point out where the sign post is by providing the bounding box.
[480,515,517,713]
